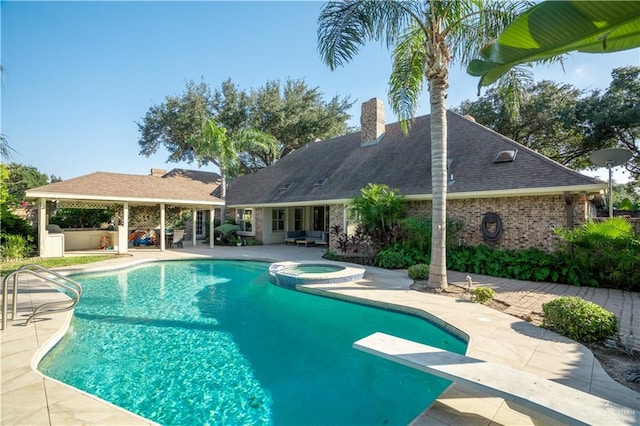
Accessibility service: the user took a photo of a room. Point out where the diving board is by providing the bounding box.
[354,332,639,426]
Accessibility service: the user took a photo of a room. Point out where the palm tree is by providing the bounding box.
[318,0,527,289]
[198,118,277,219]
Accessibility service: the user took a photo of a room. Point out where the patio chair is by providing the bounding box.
[171,229,184,248]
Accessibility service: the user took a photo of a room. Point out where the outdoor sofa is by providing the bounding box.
[284,230,329,246]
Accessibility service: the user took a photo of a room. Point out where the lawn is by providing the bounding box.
[0,255,126,276]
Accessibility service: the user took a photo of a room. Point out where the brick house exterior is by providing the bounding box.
[226,99,606,252]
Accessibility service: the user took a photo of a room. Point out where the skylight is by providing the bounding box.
[280,182,294,191]
[313,177,329,187]
[493,150,518,163]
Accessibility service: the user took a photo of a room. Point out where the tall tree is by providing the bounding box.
[197,118,277,218]
[137,80,214,165]
[248,78,353,160]
[137,78,352,174]
[457,67,640,183]
[579,67,640,185]
[456,80,588,167]
[3,163,48,206]
[211,78,251,133]
[318,0,527,289]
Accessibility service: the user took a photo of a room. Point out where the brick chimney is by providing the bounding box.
[361,98,385,146]
[150,168,167,177]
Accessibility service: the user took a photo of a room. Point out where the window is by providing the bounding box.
[236,208,253,233]
[294,208,303,231]
[313,205,330,231]
[345,206,359,235]
[196,211,204,237]
[272,208,285,232]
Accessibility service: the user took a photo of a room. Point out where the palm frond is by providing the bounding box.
[388,26,426,130]
[493,65,534,120]
[447,0,532,67]
[317,0,421,70]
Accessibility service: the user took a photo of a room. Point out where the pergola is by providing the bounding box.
[25,170,224,257]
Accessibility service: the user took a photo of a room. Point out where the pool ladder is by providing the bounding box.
[1,264,83,330]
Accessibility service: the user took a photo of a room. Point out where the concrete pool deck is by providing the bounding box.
[2,244,639,425]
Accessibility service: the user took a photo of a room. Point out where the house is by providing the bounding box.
[25,168,223,257]
[225,98,606,251]
[24,98,606,257]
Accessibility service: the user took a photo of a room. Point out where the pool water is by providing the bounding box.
[38,260,466,425]
[280,264,343,274]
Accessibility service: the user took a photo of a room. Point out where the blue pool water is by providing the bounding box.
[38,260,467,425]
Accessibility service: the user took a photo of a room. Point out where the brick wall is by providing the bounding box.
[406,194,590,252]
[254,208,263,241]
[328,203,345,247]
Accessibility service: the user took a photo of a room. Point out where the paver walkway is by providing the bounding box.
[448,270,640,352]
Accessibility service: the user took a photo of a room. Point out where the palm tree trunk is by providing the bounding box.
[428,76,448,290]
[220,173,227,221]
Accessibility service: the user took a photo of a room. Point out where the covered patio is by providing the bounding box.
[25,169,224,257]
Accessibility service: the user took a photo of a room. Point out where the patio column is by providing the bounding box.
[209,207,215,248]
[118,202,129,254]
[191,209,197,247]
[160,203,166,251]
[37,198,47,257]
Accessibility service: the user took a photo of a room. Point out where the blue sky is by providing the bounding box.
[2,1,639,183]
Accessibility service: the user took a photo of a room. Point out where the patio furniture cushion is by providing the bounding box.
[285,230,329,245]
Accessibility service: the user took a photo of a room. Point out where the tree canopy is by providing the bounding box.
[136,78,353,175]
[2,163,48,206]
[457,66,640,185]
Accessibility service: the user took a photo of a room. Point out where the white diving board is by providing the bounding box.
[354,332,640,426]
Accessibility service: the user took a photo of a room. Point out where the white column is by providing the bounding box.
[210,207,215,248]
[38,198,47,257]
[192,209,197,247]
[160,203,166,251]
[120,202,129,254]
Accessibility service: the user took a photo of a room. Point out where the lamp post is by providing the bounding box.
[589,148,633,217]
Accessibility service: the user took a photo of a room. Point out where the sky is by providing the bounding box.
[2,1,639,184]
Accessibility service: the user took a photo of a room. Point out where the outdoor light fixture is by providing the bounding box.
[589,148,633,218]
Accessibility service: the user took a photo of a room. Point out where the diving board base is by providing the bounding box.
[353,332,639,426]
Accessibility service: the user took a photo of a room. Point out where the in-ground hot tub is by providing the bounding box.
[269,261,365,288]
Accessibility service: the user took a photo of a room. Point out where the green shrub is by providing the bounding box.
[374,247,412,269]
[399,217,465,255]
[323,248,340,261]
[214,223,239,245]
[408,263,429,280]
[0,234,34,261]
[0,205,33,237]
[447,245,598,287]
[245,238,262,246]
[555,218,640,290]
[470,287,495,303]
[542,297,618,345]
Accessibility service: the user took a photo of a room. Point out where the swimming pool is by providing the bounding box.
[38,260,467,425]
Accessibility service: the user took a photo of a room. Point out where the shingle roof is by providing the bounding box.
[26,169,223,206]
[226,110,603,206]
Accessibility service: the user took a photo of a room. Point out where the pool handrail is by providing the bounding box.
[1,264,82,330]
